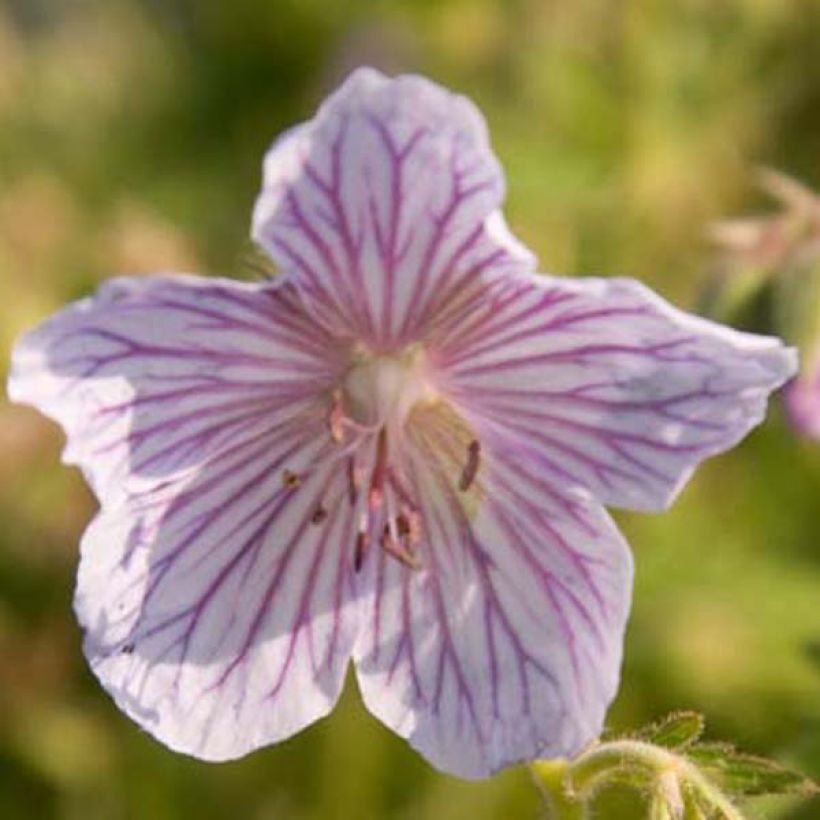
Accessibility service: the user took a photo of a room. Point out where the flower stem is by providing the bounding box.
[567,740,745,820]
[530,760,587,820]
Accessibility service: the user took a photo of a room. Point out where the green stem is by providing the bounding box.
[530,760,587,820]
[567,740,745,820]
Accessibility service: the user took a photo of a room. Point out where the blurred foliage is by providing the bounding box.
[0,0,819,818]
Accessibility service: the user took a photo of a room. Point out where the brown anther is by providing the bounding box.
[354,531,368,572]
[347,457,360,505]
[311,506,328,525]
[397,510,422,546]
[282,469,301,488]
[396,513,410,536]
[458,440,481,491]
[328,388,345,443]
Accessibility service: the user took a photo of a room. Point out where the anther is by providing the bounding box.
[282,469,301,488]
[458,440,481,491]
[311,506,327,525]
[347,457,360,505]
[395,510,421,547]
[354,530,368,572]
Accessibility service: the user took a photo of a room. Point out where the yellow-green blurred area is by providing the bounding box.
[1,0,819,818]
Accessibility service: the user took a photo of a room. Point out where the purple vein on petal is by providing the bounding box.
[252,68,534,348]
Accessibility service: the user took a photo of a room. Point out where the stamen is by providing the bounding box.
[395,510,420,545]
[368,428,387,509]
[403,509,422,547]
[354,530,368,572]
[311,505,327,524]
[282,469,301,488]
[347,456,360,505]
[395,513,410,536]
[328,388,345,443]
[380,529,422,570]
[458,440,481,491]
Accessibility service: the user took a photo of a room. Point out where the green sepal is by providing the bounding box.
[634,711,706,750]
[687,743,818,798]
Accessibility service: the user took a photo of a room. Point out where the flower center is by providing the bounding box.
[342,345,436,430]
[289,344,482,574]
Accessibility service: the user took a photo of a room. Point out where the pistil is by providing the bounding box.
[368,428,388,508]
[321,347,436,572]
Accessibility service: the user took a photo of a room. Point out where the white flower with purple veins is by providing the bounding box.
[9,69,796,778]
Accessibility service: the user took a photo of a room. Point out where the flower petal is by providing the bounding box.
[8,274,345,504]
[8,274,362,758]
[431,275,797,512]
[252,67,534,346]
[74,439,360,760]
[353,406,632,779]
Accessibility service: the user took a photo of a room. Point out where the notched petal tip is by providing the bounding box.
[353,419,632,779]
[72,422,362,763]
[252,67,535,346]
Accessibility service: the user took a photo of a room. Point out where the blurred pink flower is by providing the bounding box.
[711,169,820,440]
[710,169,820,271]
[7,69,796,778]
[785,353,820,439]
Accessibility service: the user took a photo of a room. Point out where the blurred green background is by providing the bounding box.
[1,0,818,818]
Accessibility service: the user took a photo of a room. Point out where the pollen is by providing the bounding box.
[282,469,300,488]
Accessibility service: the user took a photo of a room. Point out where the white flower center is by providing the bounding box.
[307,345,480,573]
[343,346,435,429]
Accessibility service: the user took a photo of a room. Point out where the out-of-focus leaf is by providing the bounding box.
[687,743,818,797]
[634,712,706,750]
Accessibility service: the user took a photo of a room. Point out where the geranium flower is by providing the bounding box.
[7,68,796,778]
